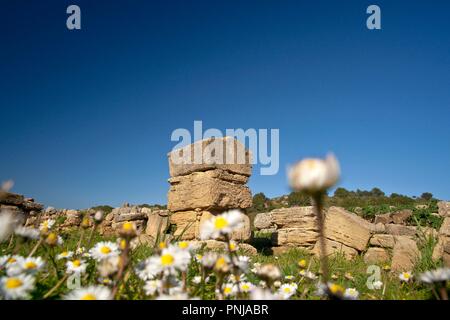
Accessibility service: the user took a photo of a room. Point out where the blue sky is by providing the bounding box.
[1,0,450,209]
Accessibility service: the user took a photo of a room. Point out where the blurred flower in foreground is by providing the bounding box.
[200,209,245,240]
[64,285,112,300]
[0,211,17,242]
[14,226,39,241]
[250,288,280,300]
[419,268,450,284]
[344,288,359,300]
[0,274,35,300]
[288,153,340,194]
[90,242,120,261]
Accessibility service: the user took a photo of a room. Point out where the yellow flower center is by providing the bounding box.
[298,259,307,268]
[120,239,127,250]
[283,287,292,293]
[7,258,16,264]
[81,294,97,300]
[72,260,81,267]
[329,283,344,294]
[214,217,229,230]
[5,278,23,289]
[305,159,318,169]
[47,233,57,242]
[122,222,134,231]
[215,257,226,269]
[178,241,188,249]
[61,252,68,257]
[100,246,111,254]
[403,273,410,279]
[224,287,232,294]
[229,243,236,251]
[241,284,250,291]
[161,254,174,266]
[159,242,166,249]
[24,261,37,269]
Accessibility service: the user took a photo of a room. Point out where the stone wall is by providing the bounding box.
[256,205,433,271]
[166,137,253,241]
[0,192,43,225]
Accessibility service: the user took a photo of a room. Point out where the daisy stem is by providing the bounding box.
[111,239,130,299]
[200,266,206,300]
[28,238,43,257]
[85,224,97,249]
[439,286,448,300]
[43,273,68,299]
[224,234,242,299]
[311,193,329,284]
[76,228,85,253]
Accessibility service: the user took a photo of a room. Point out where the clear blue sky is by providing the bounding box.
[1,0,449,209]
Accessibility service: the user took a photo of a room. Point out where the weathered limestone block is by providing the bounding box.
[385,224,417,237]
[438,201,450,217]
[374,213,392,225]
[271,206,317,230]
[145,212,169,239]
[254,212,273,230]
[391,236,421,272]
[167,170,252,212]
[114,212,147,223]
[391,209,412,225]
[169,211,198,240]
[312,238,358,260]
[369,234,395,248]
[364,247,390,264]
[432,217,450,266]
[168,136,252,177]
[323,207,373,251]
[189,240,257,255]
[63,209,82,227]
[271,228,318,247]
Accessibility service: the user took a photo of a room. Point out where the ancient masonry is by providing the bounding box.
[0,191,43,225]
[166,137,253,241]
[255,205,446,271]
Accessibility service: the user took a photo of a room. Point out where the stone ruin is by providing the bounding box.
[166,137,253,242]
[0,191,43,226]
[255,204,449,271]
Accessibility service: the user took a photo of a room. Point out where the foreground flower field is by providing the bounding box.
[0,212,449,300]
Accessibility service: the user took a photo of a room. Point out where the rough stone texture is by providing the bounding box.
[113,220,146,234]
[364,247,390,264]
[391,209,412,225]
[62,209,82,227]
[312,238,358,260]
[145,211,169,239]
[271,228,318,247]
[323,207,373,251]
[168,136,252,177]
[1,192,43,226]
[438,201,450,217]
[385,224,417,237]
[167,170,252,212]
[169,211,198,240]
[254,212,273,230]
[374,213,392,225]
[391,236,421,272]
[370,234,396,248]
[114,212,147,223]
[432,217,450,266]
[271,206,318,229]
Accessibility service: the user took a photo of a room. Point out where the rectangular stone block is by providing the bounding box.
[167,170,252,212]
[168,137,252,177]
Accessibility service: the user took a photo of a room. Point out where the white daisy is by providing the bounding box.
[14,226,40,240]
[199,210,245,240]
[0,274,35,299]
[135,259,158,281]
[419,268,450,284]
[0,255,11,268]
[64,285,112,300]
[223,283,237,297]
[39,219,55,232]
[146,244,191,276]
[299,270,317,280]
[399,272,413,283]
[239,281,254,293]
[97,256,121,278]
[89,241,120,261]
[278,283,297,299]
[344,288,359,300]
[56,251,74,260]
[144,279,162,296]
[233,255,250,272]
[7,256,45,276]
[256,264,282,282]
[201,252,218,269]
[192,276,202,285]
[66,259,87,274]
